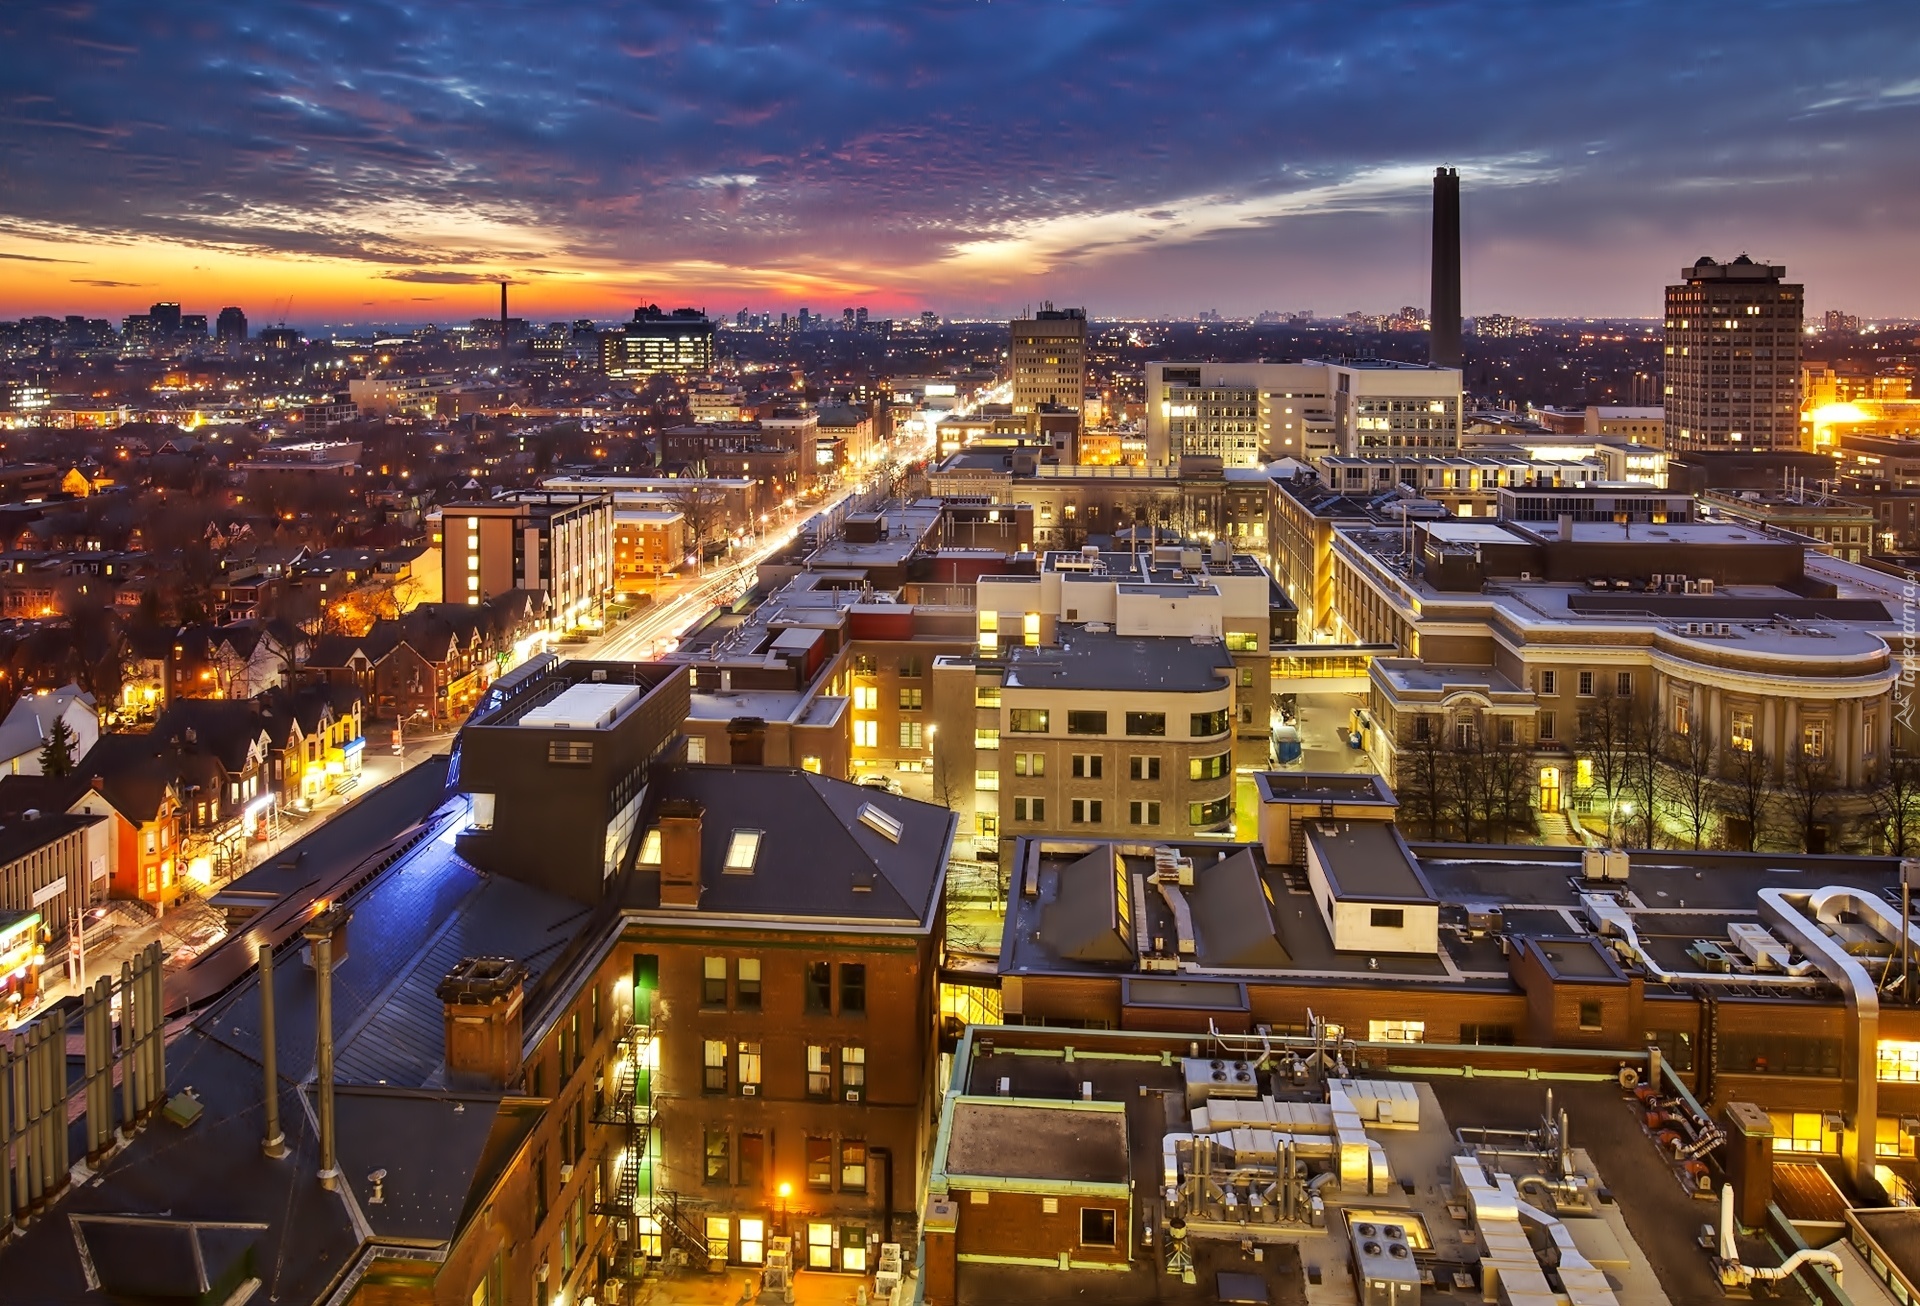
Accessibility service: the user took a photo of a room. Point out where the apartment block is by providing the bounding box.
[1664,256,1804,453]
[1009,307,1086,415]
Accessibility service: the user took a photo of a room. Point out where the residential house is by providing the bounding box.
[65,734,186,906]
[257,681,367,805]
[0,685,99,775]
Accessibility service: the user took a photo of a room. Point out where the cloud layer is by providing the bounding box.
[2,0,1917,320]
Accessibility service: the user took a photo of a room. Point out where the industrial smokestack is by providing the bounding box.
[1429,167,1462,369]
[500,279,508,329]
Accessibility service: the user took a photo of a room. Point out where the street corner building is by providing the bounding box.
[0,655,955,1305]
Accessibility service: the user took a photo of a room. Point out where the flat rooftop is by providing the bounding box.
[945,1100,1129,1184]
[1254,772,1397,807]
[1307,821,1429,901]
[1002,627,1234,693]
[516,681,643,729]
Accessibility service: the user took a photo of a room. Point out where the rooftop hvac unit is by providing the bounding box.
[1718,623,1732,636]
[1701,578,1715,594]
[1581,848,1629,881]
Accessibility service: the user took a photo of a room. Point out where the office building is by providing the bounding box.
[606,305,717,376]
[440,491,614,628]
[1009,306,1086,415]
[1664,257,1804,453]
[1322,500,1904,849]
[214,306,247,347]
[1143,360,1462,465]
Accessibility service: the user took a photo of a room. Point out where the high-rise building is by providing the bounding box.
[1142,359,1462,465]
[1663,256,1804,453]
[1009,305,1086,415]
[215,307,248,346]
[1429,167,1462,368]
[147,302,182,338]
[607,305,715,377]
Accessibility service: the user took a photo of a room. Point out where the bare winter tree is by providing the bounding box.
[1396,718,1445,840]
[1869,751,1920,856]
[1776,746,1838,854]
[665,481,730,560]
[1483,725,1535,842]
[1441,711,1488,844]
[1719,743,1771,853]
[1621,690,1664,849]
[1576,689,1633,844]
[1662,723,1718,851]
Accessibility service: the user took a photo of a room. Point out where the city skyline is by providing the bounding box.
[2,2,1919,322]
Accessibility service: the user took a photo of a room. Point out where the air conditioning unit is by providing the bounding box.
[1519,570,1533,581]
[1700,578,1715,594]
[742,1084,758,1097]
[845,1089,862,1103]
[560,1162,575,1183]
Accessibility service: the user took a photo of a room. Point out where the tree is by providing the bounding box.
[1395,718,1445,840]
[1777,745,1838,854]
[1621,692,1665,849]
[1663,724,1718,851]
[1719,744,1771,852]
[1439,711,1488,844]
[1576,690,1633,844]
[1483,730,1535,842]
[666,482,729,561]
[38,715,77,777]
[1869,752,1920,856]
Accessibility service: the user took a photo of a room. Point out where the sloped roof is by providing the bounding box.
[1040,846,1135,963]
[152,699,271,773]
[0,685,95,765]
[625,765,953,927]
[69,733,178,824]
[1189,847,1291,969]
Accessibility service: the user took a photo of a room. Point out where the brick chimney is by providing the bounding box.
[657,798,704,908]
[438,957,528,1090]
[726,716,767,766]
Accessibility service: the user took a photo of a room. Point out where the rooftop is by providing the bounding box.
[1002,628,1234,694]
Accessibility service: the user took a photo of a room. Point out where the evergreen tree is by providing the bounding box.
[39,716,77,777]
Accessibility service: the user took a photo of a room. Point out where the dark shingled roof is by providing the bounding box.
[624,765,952,925]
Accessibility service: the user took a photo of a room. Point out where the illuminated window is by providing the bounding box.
[1731,712,1754,752]
[723,830,762,873]
[975,770,999,791]
[854,720,877,748]
[1368,1019,1425,1043]
[974,728,999,750]
[853,685,877,710]
[1023,612,1040,646]
[1879,1040,1920,1082]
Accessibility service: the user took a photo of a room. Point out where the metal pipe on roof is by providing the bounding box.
[307,922,341,1190]
[259,943,287,1159]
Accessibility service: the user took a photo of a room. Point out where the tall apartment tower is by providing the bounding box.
[1429,167,1462,369]
[1010,305,1087,415]
[215,307,248,346]
[1664,256,1803,453]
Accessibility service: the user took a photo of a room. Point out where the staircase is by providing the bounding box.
[1536,812,1582,847]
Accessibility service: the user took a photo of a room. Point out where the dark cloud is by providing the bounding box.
[70,278,146,287]
[380,270,509,285]
[1,1,1917,314]
[0,251,82,263]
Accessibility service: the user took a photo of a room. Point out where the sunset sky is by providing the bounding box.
[2,1,1918,328]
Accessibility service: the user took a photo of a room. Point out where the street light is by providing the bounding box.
[778,1181,792,1239]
